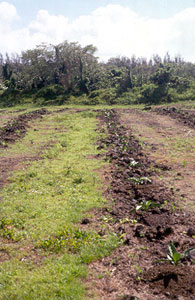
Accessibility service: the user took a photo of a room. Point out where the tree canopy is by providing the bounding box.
[0,41,195,106]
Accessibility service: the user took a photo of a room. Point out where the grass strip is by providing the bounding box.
[0,110,119,300]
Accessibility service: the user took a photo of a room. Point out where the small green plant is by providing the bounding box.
[131,219,138,225]
[129,159,139,167]
[101,216,115,223]
[132,200,161,212]
[129,177,152,185]
[158,242,195,265]
[133,263,142,280]
[120,217,130,224]
[170,202,176,213]
[161,200,168,208]
[167,242,183,265]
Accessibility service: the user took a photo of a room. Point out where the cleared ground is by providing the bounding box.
[0,103,194,300]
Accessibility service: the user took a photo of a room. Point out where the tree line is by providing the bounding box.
[0,41,195,106]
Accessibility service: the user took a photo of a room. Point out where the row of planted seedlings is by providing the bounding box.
[97,109,195,298]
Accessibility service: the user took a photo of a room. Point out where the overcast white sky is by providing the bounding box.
[0,0,195,62]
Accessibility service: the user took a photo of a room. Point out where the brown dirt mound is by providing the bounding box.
[98,109,173,220]
[0,108,48,147]
[153,107,195,128]
[143,264,195,299]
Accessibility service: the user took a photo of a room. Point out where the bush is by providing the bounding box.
[138,83,169,104]
[0,89,22,107]
[34,84,65,100]
[117,90,138,105]
[89,88,117,104]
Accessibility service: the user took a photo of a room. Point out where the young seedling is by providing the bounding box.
[158,242,195,265]
[132,200,161,213]
[167,242,182,265]
[129,159,139,167]
[129,177,152,185]
[133,263,142,280]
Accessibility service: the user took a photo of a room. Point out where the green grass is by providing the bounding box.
[0,255,87,300]
[0,109,120,299]
[0,103,145,112]
[167,136,195,153]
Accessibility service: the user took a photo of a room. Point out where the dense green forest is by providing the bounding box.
[0,41,195,106]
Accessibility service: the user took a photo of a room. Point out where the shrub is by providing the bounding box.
[35,84,65,100]
[89,88,117,104]
[117,90,138,104]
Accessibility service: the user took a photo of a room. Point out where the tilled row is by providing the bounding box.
[152,106,195,128]
[95,109,195,300]
[0,108,48,147]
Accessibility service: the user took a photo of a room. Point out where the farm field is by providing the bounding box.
[0,103,194,300]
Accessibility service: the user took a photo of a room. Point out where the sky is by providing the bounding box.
[0,0,195,62]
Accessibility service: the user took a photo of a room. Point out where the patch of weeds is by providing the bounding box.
[26,170,37,179]
[60,140,67,148]
[16,129,22,136]
[73,175,84,185]
[80,232,121,264]
[80,111,94,118]
[0,217,25,241]
[40,227,101,253]
[43,143,64,159]
[171,137,195,153]
[53,114,70,123]
[40,227,121,265]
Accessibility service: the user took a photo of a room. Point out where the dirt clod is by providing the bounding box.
[143,264,195,299]
[187,227,195,237]
[81,218,90,225]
